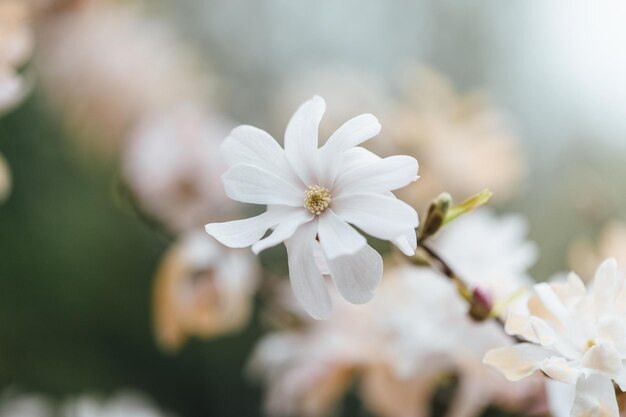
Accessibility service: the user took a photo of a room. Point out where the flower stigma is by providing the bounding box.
[304,185,331,215]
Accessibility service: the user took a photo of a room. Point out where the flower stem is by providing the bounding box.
[414,241,524,343]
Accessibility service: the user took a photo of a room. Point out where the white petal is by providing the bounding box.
[571,374,619,417]
[284,96,325,185]
[392,231,417,256]
[326,244,382,304]
[534,283,574,328]
[221,125,303,187]
[317,210,366,260]
[483,343,555,381]
[285,221,332,319]
[582,343,622,375]
[312,240,331,275]
[318,114,381,184]
[205,208,290,248]
[332,193,419,241]
[321,113,381,154]
[597,316,626,349]
[251,209,314,254]
[541,357,582,384]
[593,258,620,314]
[546,380,576,417]
[340,146,380,172]
[505,312,539,342]
[222,163,304,206]
[333,155,419,195]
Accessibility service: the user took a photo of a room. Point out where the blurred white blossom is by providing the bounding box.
[0,0,33,114]
[250,209,544,417]
[485,258,626,417]
[206,96,419,319]
[0,392,53,417]
[123,105,234,233]
[152,230,260,351]
[35,0,210,155]
[61,392,174,417]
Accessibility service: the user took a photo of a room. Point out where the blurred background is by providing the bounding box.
[2,0,626,416]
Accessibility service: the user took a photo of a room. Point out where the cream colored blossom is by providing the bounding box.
[485,258,626,417]
[123,105,233,233]
[35,0,209,155]
[153,231,260,351]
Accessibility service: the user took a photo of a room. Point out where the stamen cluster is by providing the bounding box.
[304,185,331,215]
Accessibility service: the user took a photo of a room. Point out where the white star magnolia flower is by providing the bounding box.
[484,258,626,417]
[205,96,419,319]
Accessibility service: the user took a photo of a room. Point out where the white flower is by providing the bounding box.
[206,96,419,319]
[484,258,626,417]
[152,230,260,351]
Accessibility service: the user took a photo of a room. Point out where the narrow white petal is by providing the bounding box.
[483,343,555,381]
[332,193,419,241]
[285,221,332,319]
[571,374,619,417]
[251,210,314,254]
[318,114,381,184]
[333,155,419,195]
[221,125,303,187]
[205,208,289,248]
[321,113,381,153]
[284,96,325,185]
[327,244,382,304]
[317,210,367,260]
[593,258,620,314]
[222,163,304,206]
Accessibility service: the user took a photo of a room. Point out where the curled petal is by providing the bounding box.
[327,243,383,304]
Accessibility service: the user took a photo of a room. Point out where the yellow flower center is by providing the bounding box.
[304,185,331,215]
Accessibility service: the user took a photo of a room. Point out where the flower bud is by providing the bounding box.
[468,287,493,321]
[418,192,452,242]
